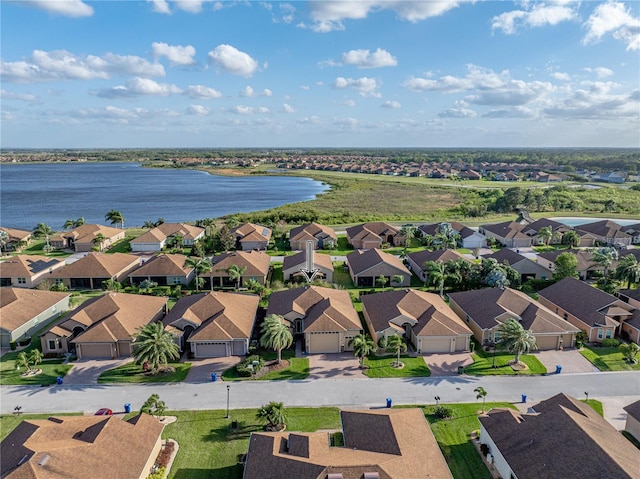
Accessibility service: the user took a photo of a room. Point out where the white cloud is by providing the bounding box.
[482,106,536,118]
[228,105,271,115]
[343,99,356,107]
[492,3,577,35]
[174,0,205,13]
[184,84,222,99]
[550,72,570,81]
[333,76,381,97]
[439,108,477,118]
[297,116,321,125]
[72,105,181,123]
[543,81,639,119]
[94,77,182,98]
[381,100,401,109]
[208,44,258,77]
[239,86,272,97]
[300,85,310,91]
[186,104,210,116]
[0,89,39,103]
[151,42,196,66]
[28,0,94,17]
[340,48,397,68]
[584,67,615,79]
[148,0,171,14]
[1,49,165,83]
[282,103,296,113]
[583,1,640,51]
[263,88,272,97]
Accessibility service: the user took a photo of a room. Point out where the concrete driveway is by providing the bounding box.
[424,352,473,376]
[531,348,599,374]
[63,358,132,385]
[184,357,242,383]
[308,353,366,379]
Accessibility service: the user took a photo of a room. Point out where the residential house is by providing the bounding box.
[618,289,640,309]
[1,413,164,479]
[128,253,194,287]
[243,408,453,479]
[346,248,411,287]
[163,291,259,357]
[267,286,361,354]
[282,250,334,283]
[448,287,579,350]
[231,223,272,251]
[623,399,640,443]
[621,223,640,244]
[361,289,472,353]
[406,249,472,283]
[537,249,606,280]
[41,292,167,358]
[616,289,640,343]
[479,393,638,479]
[0,255,66,288]
[288,222,337,250]
[520,218,573,245]
[418,221,486,249]
[459,169,482,180]
[0,227,31,252]
[346,222,404,249]
[482,248,552,282]
[50,224,125,252]
[50,252,142,289]
[204,250,271,288]
[130,223,205,252]
[575,220,633,247]
[0,287,70,348]
[479,221,531,248]
[538,277,635,343]
[593,171,627,183]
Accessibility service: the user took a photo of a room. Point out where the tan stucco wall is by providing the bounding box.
[625,415,640,443]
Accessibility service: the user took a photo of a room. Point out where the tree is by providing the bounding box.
[28,350,44,371]
[32,223,54,253]
[143,221,156,229]
[105,209,125,229]
[217,225,236,251]
[620,342,639,364]
[169,234,184,251]
[0,230,8,256]
[385,334,407,367]
[92,233,106,251]
[423,260,446,296]
[561,230,580,248]
[132,322,180,374]
[101,278,122,291]
[537,226,553,246]
[226,264,247,289]
[138,279,158,293]
[591,247,618,287]
[141,393,167,418]
[349,334,377,369]
[15,352,33,373]
[375,275,388,289]
[259,314,293,364]
[474,386,487,413]
[496,319,537,365]
[486,268,509,289]
[391,274,404,287]
[183,256,212,291]
[63,217,84,229]
[256,401,287,430]
[554,252,579,280]
[615,254,640,288]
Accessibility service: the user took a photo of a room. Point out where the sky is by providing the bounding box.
[1,0,639,148]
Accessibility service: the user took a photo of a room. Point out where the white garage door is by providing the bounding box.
[79,343,113,358]
[232,340,246,356]
[420,337,453,353]
[193,342,228,358]
[536,335,559,351]
[308,332,340,353]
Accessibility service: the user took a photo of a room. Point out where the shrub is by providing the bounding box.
[152,286,172,297]
[18,337,31,347]
[433,406,453,419]
[148,466,166,479]
[601,338,620,347]
[480,443,490,457]
[236,355,265,377]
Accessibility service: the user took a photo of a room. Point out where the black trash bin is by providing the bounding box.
[457,366,464,374]
[386,398,392,408]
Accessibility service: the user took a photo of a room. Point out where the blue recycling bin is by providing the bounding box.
[555,365,562,374]
[386,398,392,408]
[521,394,527,403]
[124,403,131,413]
[211,373,217,382]
[56,376,63,385]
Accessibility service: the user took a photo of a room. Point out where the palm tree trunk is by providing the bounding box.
[514,350,520,365]
[277,347,282,364]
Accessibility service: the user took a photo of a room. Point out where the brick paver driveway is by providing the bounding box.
[531,348,599,374]
[184,357,242,382]
[424,352,473,376]
[63,358,132,385]
[308,353,366,379]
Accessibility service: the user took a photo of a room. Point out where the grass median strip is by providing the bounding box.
[579,345,640,372]
[363,354,431,378]
[464,349,547,376]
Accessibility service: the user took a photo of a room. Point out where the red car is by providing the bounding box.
[94,408,113,416]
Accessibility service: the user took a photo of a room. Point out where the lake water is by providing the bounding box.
[551,217,638,227]
[0,162,329,230]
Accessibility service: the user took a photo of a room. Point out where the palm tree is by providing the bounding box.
[256,401,287,430]
[141,393,167,418]
[375,275,388,289]
[183,256,212,291]
[474,386,487,413]
[28,349,44,371]
[385,334,407,367]
[619,342,639,364]
[143,220,156,229]
[423,260,446,297]
[562,230,581,248]
[0,230,8,256]
[496,319,537,365]
[259,314,293,364]
[132,322,180,374]
[349,334,377,369]
[15,352,32,373]
[537,226,553,246]
[591,247,618,287]
[63,217,85,230]
[616,254,640,288]
[105,209,125,229]
[32,223,53,253]
[92,233,105,251]
[226,264,247,289]
[138,279,158,293]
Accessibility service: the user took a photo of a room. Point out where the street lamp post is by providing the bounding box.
[585,391,589,402]
[226,385,230,419]
[492,342,497,369]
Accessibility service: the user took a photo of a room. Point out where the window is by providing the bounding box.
[493,332,501,341]
[17,277,26,284]
[172,277,181,284]
[605,330,612,339]
[563,313,568,320]
[48,339,57,350]
[597,329,603,339]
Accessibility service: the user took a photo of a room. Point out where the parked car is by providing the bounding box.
[94,408,113,416]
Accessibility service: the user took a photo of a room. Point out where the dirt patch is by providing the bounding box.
[509,361,528,371]
[19,368,43,377]
[252,360,289,378]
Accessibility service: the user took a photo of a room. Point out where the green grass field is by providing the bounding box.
[363,354,431,378]
[222,350,309,381]
[465,346,547,375]
[97,362,191,383]
[580,345,640,371]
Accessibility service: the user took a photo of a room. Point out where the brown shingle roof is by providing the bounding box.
[1,414,163,479]
[407,249,471,267]
[207,250,270,277]
[0,255,65,278]
[130,223,204,244]
[128,254,192,277]
[0,287,70,332]
[623,399,640,421]
[50,253,140,279]
[480,221,528,240]
[346,249,410,276]
[575,220,631,241]
[482,248,528,265]
[0,227,31,242]
[282,251,334,272]
[61,224,124,243]
[346,222,400,243]
[479,393,639,479]
[232,223,272,242]
[289,223,337,243]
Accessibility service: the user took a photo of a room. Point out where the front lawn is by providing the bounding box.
[579,345,640,371]
[0,356,72,385]
[464,347,547,376]
[97,362,191,383]
[222,350,309,381]
[423,402,516,479]
[363,354,431,378]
